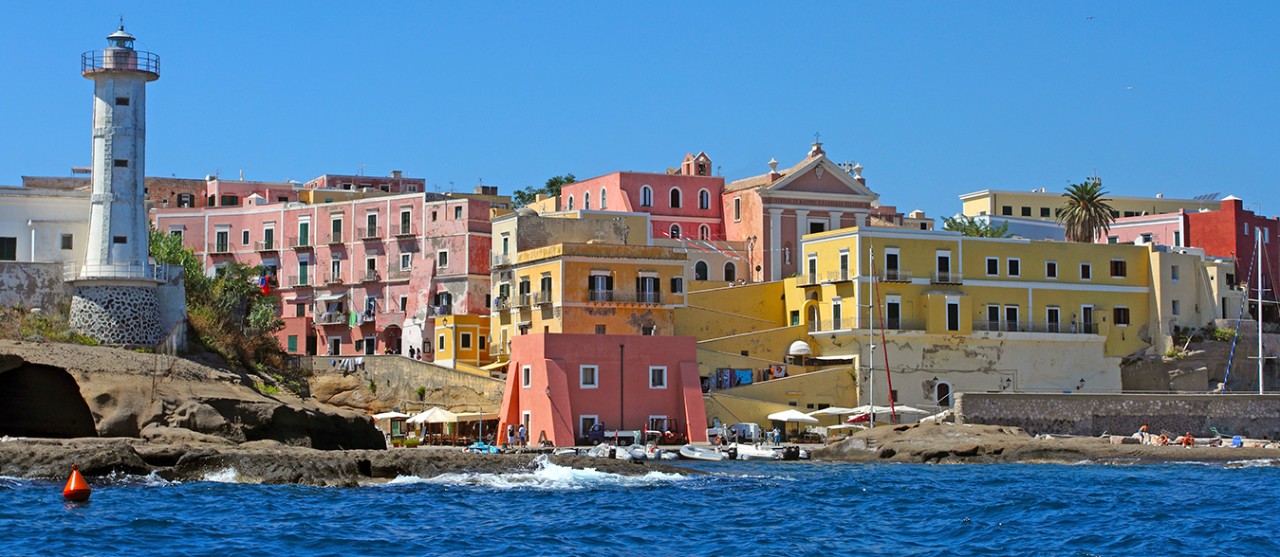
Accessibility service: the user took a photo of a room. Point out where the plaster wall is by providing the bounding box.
[957,392,1280,438]
[0,262,69,310]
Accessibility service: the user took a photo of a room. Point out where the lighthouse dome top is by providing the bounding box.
[106,26,136,50]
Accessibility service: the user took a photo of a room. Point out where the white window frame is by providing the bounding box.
[698,189,711,210]
[1110,258,1127,279]
[580,364,599,389]
[579,415,599,435]
[1046,260,1058,280]
[437,250,448,268]
[584,191,591,210]
[985,256,999,276]
[669,224,681,239]
[521,365,532,388]
[1114,305,1131,327]
[600,188,607,209]
[648,366,668,389]
[733,196,741,222]
[640,185,653,207]
[400,253,412,270]
[437,334,446,351]
[460,332,472,349]
[1080,262,1092,281]
[669,187,682,209]
[1007,257,1021,277]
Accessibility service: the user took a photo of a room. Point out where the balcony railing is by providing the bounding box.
[82,49,160,76]
[428,304,452,316]
[881,269,912,282]
[395,223,415,237]
[325,232,343,245]
[386,268,411,281]
[325,272,344,285]
[973,321,1100,334]
[492,253,513,267]
[931,271,962,284]
[287,275,311,287]
[317,312,345,325]
[288,236,312,249]
[63,262,171,282]
[361,269,380,282]
[358,226,380,240]
[514,293,533,308]
[535,290,553,305]
[825,269,852,283]
[817,318,925,332]
[588,290,662,304]
[801,273,819,286]
[207,242,231,254]
[254,240,277,252]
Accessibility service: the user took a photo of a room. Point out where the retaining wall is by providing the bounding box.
[956,392,1280,439]
[0,262,68,310]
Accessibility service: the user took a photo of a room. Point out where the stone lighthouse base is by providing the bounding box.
[69,284,163,346]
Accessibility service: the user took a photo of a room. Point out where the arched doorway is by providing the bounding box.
[382,325,403,355]
[694,261,709,281]
[935,381,953,407]
[806,304,820,332]
[724,262,736,282]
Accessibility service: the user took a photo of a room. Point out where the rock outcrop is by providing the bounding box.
[0,340,384,450]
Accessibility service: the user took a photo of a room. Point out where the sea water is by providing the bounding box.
[1,457,1277,556]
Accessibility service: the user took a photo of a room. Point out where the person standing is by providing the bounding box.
[505,424,515,448]
[518,424,527,447]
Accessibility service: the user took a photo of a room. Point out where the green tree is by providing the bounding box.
[942,215,1012,238]
[512,173,577,208]
[1057,177,1115,242]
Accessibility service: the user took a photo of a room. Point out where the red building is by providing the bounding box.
[496,333,708,447]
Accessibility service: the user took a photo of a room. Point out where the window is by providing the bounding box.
[1110,259,1127,278]
[936,250,951,281]
[521,365,531,388]
[1046,306,1061,332]
[885,296,901,329]
[1004,305,1019,332]
[1046,261,1058,279]
[112,235,127,244]
[1114,306,1131,326]
[242,230,250,245]
[437,250,448,268]
[694,261,708,280]
[595,324,606,335]
[0,237,15,261]
[723,263,736,282]
[454,206,462,219]
[1007,258,1020,277]
[287,335,297,352]
[790,310,799,326]
[946,298,960,331]
[584,192,591,210]
[431,211,438,221]
[649,366,667,389]
[698,189,710,210]
[641,186,653,207]
[1107,236,1118,244]
[986,257,999,276]
[935,381,953,407]
[579,415,599,437]
[540,274,552,296]
[1172,300,1181,316]
[1173,231,1181,246]
[400,253,412,270]
[295,303,305,317]
[567,196,575,211]
[113,159,128,168]
[1021,206,1031,217]
[60,234,73,250]
[177,193,194,207]
[669,224,681,239]
[580,365,599,388]
[1001,205,1013,216]
[699,225,710,241]
[670,277,684,293]
[733,197,741,222]
[438,335,445,351]
[600,188,607,209]
[1040,207,1050,218]
[460,333,472,349]
[400,209,412,234]
[115,96,130,106]
[220,195,239,206]
[479,336,487,350]
[1081,263,1092,280]
[669,188,682,208]
[1171,265,1180,282]
[399,296,407,312]
[1139,233,1152,244]
[832,299,843,329]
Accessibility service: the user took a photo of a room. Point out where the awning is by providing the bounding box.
[316,293,346,302]
[812,355,853,361]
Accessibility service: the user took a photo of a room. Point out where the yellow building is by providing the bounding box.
[432,313,494,372]
[960,188,1220,221]
[1147,247,1245,355]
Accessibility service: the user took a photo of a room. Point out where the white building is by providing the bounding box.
[0,186,89,264]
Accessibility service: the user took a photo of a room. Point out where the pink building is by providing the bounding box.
[302,171,425,195]
[204,178,300,207]
[496,333,708,446]
[559,152,726,242]
[153,180,500,358]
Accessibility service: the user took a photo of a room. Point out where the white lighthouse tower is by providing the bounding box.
[68,25,170,345]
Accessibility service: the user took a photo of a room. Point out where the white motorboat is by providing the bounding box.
[586,443,632,460]
[731,443,781,461]
[679,444,728,461]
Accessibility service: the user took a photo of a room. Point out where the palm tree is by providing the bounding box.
[1057,177,1115,242]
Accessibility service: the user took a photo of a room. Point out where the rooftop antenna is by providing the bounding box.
[359,163,365,176]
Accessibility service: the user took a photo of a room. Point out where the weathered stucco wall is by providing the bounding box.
[304,355,504,413]
[0,262,69,311]
[957,392,1280,438]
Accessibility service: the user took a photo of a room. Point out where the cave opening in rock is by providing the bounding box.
[0,364,97,438]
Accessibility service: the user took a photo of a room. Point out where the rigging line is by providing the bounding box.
[871,266,898,423]
[1223,247,1259,389]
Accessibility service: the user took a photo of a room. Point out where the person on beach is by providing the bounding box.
[518,424,527,447]
[505,424,514,448]
[1137,424,1150,444]
[1180,432,1194,448]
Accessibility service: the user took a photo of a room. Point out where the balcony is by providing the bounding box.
[825,269,852,283]
[931,271,962,284]
[254,240,278,252]
[288,236,312,250]
[801,273,820,286]
[325,272,344,285]
[361,269,381,282]
[974,321,1100,334]
[317,312,346,325]
[386,268,411,281]
[394,223,415,237]
[817,318,925,332]
[493,297,511,311]
[881,269,912,282]
[287,275,311,287]
[492,253,513,267]
[358,226,381,240]
[514,293,533,308]
[428,304,452,316]
[534,290,553,305]
[325,232,344,245]
[588,290,662,304]
[207,242,231,254]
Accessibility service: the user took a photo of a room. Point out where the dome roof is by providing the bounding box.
[788,340,812,356]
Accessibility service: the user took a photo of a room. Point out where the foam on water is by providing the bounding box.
[383,454,687,490]
[1225,458,1280,468]
[202,467,240,483]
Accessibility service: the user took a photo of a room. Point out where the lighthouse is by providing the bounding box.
[68,25,172,346]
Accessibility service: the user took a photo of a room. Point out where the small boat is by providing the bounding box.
[552,448,582,456]
[679,444,727,461]
[586,443,633,460]
[464,441,500,454]
[731,443,781,461]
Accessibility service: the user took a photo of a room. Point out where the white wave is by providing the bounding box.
[143,471,177,486]
[383,455,687,490]
[202,467,240,483]
[1225,458,1280,468]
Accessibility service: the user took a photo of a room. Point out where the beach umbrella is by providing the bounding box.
[767,409,819,442]
[807,406,859,417]
[413,407,457,423]
[372,411,410,420]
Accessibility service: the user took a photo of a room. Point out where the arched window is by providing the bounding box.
[600,188,607,209]
[669,224,682,239]
[724,262,736,282]
[807,305,820,332]
[694,261,708,281]
[698,189,710,210]
[640,186,653,207]
[699,225,710,241]
[584,192,590,210]
[669,188,682,208]
[567,196,574,211]
[935,381,953,407]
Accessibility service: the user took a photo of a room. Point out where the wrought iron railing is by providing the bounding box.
[395,224,415,236]
[288,236,311,249]
[931,271,962,284]
[881,269,912,282]
[254,240,277,252]
[361,269,380,282]
[534,291,553,305]
[317,312,345,325]
[63,262,171,282]
[326,232,343,245]
[358,226,380,240]
[287,275,311,287]
[82,50,160,75]
[588,290,662,304]
[207,242,231,254]
[386,268,411,281]
[826,269,852,283]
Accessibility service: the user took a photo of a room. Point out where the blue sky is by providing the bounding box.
[5,3,1278,222]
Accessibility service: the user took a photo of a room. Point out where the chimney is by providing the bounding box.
[390,170,403,178]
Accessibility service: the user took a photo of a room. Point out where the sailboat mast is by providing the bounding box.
[1259,233,1264,394]
[868,244,875,413]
